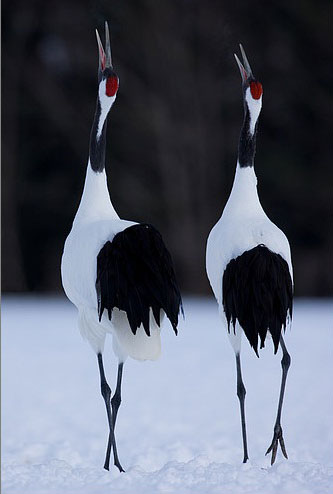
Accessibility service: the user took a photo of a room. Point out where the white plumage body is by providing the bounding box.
[61,165,162,361]
[206,164,293,350]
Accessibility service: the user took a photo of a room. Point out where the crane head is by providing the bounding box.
[234,44,263,131]
[234,44,263,102]
[95,22,119,104]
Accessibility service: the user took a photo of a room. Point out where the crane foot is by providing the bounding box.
[265,423,288,466]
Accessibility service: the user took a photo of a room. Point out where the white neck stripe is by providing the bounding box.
[97,80,116,138]
[245,87,262,136]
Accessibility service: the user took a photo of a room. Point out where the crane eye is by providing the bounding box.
[106,76,118,97]
[250,81,263,99]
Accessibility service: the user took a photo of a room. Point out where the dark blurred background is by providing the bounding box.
[2,0,332,296]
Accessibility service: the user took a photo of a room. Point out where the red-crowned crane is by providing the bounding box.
[61,23,182,473]
[206,45,293,465]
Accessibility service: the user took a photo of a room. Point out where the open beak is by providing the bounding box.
[234,44,253,84]
[96,21,113,72]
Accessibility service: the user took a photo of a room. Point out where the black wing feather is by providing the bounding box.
[96,223,183,336]
[222,244,293,355]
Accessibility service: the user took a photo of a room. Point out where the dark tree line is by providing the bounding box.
[2,0,332,295]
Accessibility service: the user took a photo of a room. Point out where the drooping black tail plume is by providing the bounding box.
[96,223,183,335]
[223,244,293,355]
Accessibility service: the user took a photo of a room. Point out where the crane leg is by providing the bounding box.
[97,353,125,472]
[111,362,124,429]
[265,335,291,465]
[103,362,124,465]
[235,353,249,463]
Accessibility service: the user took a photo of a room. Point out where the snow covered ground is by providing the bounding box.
[2,296,333,494]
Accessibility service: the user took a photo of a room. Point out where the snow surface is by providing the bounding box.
[2,296,333,494]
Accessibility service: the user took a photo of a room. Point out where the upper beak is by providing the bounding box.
[95,21,113,71]
[234,44,253,84]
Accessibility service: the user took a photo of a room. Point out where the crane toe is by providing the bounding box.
[265,423,288,465]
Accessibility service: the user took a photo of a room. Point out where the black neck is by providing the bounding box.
[89,98,107,173]
[238,102,258,168]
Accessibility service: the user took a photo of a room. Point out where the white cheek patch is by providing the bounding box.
[97,80,116,139]
[245,87,262,135]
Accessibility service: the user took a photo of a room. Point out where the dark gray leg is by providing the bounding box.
[104,362,124,464]
[266,336,291,465]
[236,353,249,463]
[112,363,124,429]
[97,353,124,472]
